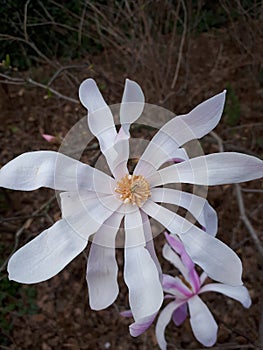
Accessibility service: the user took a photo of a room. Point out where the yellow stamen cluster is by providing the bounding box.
[115,174,151,207]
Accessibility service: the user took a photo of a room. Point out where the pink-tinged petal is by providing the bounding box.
[86,212,123,310]
[162,244,189,281]
[164,234,200,293]
[162,273,192,298]
[170,147,189,163]
[172,303,188,326]
[141,211,162,280]
[120,310,133,318]
[155,300,186,350]
[129,313,157,337]
[8,219,87,283]
[135,91,226,177]
[180,230,243,286]
[0,151,114,193]
[188,295,218,347]
[60,193,122,241]
[148,153,263,187]
[151,188,218,236]
[120,79,145,130]
[199,283,251,308]
[42,134,56,142]
[142,201,242,285]
[124,209,163,321]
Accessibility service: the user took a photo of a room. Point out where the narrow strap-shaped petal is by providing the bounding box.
[188,295,218,347]
[8,219,88,284]
[172,303,188,326]
[120,79,145,133]
[141,210,162,280]
[135,91,226,177]
[142,199,195,235]
[60,190,109,217]
[151,188,218,236]
[60,193,122,240]
[113,79,145,179]
[148,152,263,187]
[155,300,186,350]
[199,283,251,308]
[86,212,123,310]
[79,78,117,150]
[162,273,192,298]
[179,230,242,286]
[162,244,189,281]
[79,79,118,174]
[164,233,201,293]
[0,151,114,193]
[129,312,157,337]
[124,209,163,321]
[142,201,242,285]
[135,145,189,178]
[61,193,121,220]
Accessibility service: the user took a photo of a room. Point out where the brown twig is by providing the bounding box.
[171,0,187,89]
[0,195,56,276]
[209,130,263,259]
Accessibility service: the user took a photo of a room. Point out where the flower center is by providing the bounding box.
[115,174,151,207]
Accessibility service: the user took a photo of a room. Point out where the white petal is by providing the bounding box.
[188,295,218,347]
[199,283,251,308]
[124,209,163,321]
[151,188,218,236]
[129,313,156,337]
[106,138,129,179]
[141,211,162,279]
[111,79,145,179]
[60,193,121,240]
[135,145,189,178]
[8,219,87,283]
[155,300,185,350]
[79,78,110,114]
[162,244,188,279]
[120,79,145,128]
[142,200,194,235]
[87,212,123,310]
[136,91,226,176]
[142,201,242,285]
[162,273,192,298]
[0,151,114,193]
[148,152,263,187]
[79,79,119,174]
[179,230,243,286]
[124,208,146,247]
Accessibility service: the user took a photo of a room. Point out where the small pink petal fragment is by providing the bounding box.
[42,134,56,143]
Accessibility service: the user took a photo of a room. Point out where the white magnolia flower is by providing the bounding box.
[122,233,251,348]
[0,79,262,325]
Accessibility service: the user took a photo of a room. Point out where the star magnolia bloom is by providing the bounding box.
[0,79,262,325]
[123,233,251,349]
